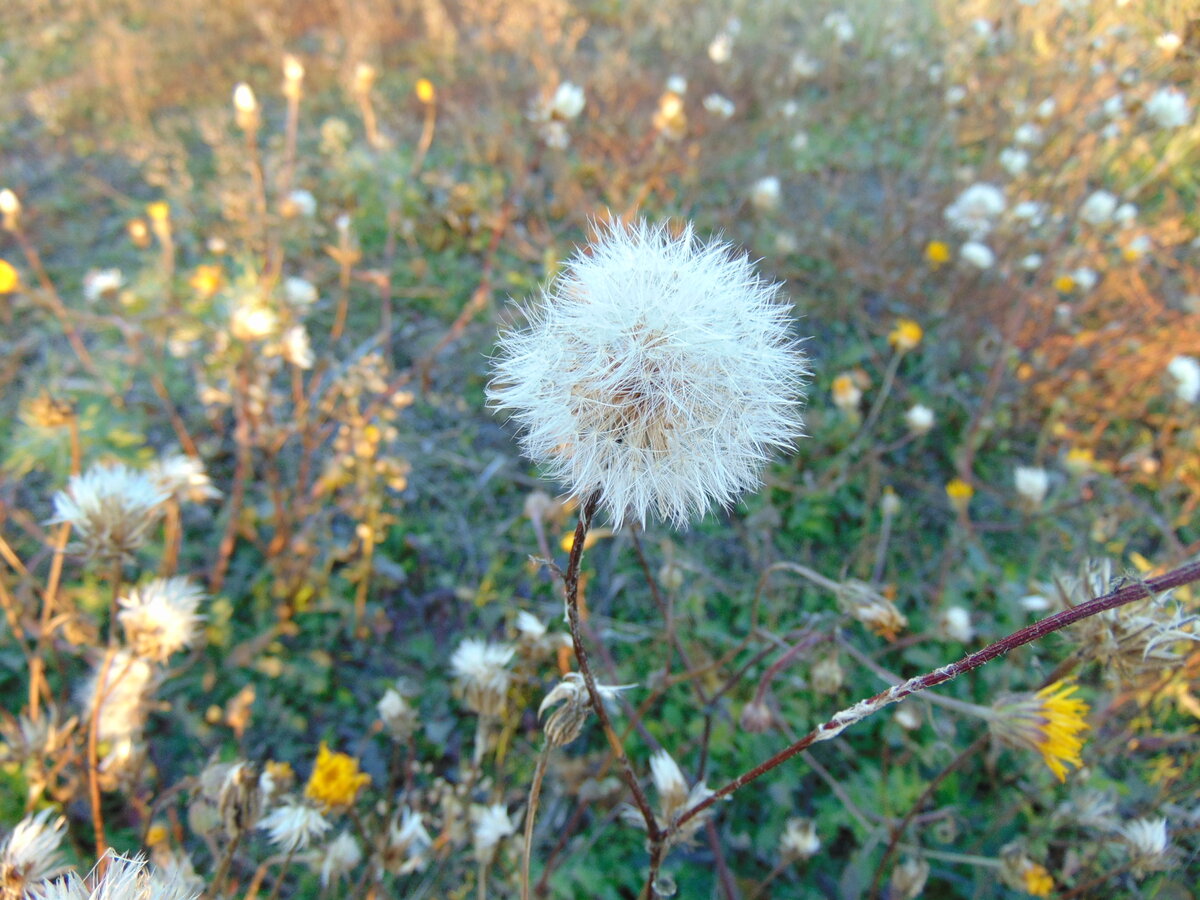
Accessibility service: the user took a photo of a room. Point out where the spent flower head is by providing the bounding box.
[450,638,514,717]
[538,673,634,747]
[257,801,331,853]
[0,809,68,894]
[147,454,221,503]
[488,219,806,529]
[118,578,206,663]
[50,464,168,562]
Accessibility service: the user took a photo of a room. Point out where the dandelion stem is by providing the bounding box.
[562,492,662,843]
[520,743,552,900]
[671,558,1200,833]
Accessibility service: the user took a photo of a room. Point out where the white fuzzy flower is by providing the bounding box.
[960,241,995,269]
[384,808,432,875]
[708,32,733,63]
[450,638,514,716]
[1114,202,1138,226]
[1020,253,1043,270]
[1080,190,1118,226]
[1072,267,1098,292]
[1146,87,1192,128]
[281,325,314,369]
[1168,355,1200,403]
[471,804,515,863]
[1121,817,1170,877]
[488,220,806,529]
[702,94,735,118]
[944,184,1006,237]
[1036,98,1057,119]
[779,817,820,861]
[939,606,974,643]
[32,852,200,900]
[1014,466,1050,507]
[550,82,586,120]
[751,176,782,212]
[258,802,331,853]
[283,276,318,309]
[82,269,123,304]
[285,189,317,217]
[999,147,1029,176]
[148,453,221,503]
[50,464,168,561]
[665,75,687,95]
[1012,201,1046,227]
[80,650,155,743]
[315,832,361,888]
[905,404,934,435]
[377,687,418,740]
[1156,33,1182,53]
[230,300,279,341]
[1,809,68,892]
[1013,123,1042,145]
[118,578,206,663]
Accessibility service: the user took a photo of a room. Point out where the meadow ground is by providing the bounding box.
[0,0,1198,897]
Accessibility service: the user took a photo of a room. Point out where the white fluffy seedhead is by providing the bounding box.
[489,219,807,529]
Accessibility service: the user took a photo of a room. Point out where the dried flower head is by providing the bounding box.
[471,804,515,864]
[0,809,68,894]
[890,856,930,899]
[381,807,432,875]
[257,801,331,853]
[50,464,168,561]
[1014,466,1049,508]
[450,638,514,717]
[488,220,806,529]
[377,686,419,741]
[837,580,908,640]
[1120,817,1171,877]
[315,832,362,888]
[80,650,155,744]
[147,454,221,503]
[779,817,820,862]
[990,679,1090,781]
[639,749,714,848]
[118,578,206,663]
[32,851,200,900]
[304,743,370,812]
[944,183,1005,238]
[538,674,634,747]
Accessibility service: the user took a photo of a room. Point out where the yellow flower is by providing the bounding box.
[415,78,436,104]
[145,823,169,846]
[945,478,974,511]
[1064,447,1094,474]
[991,679,1090,782]
[831,373,862,411]
[305,742,371,811]
[0,259,19,293]
[146,202,170,223]
[1022,863,1054,896]
[1053,274,1076,293]
[560,528,613,553]
[888,319,923,352]
[189,265,224,298]
[924,241,951,268]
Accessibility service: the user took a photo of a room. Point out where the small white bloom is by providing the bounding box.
[515,610,547,639]
[230,300,278,341]
[791,51,820,79]
[450,639,514,716]
[377,687,418,740]
[1121,817,1170,876]
[281,325,314,369]
[118,577,206,663]
[944,183,1006,237]
[702,94,735,118]
[751,176,782,212]
[1114,202,1137,226]
[1147,86,1192,128]
[488,220,806,529]
[384,807,432,875]
[905,404,934,435]
[1103,93,1125,118]
[1168,355,1200,403]
[939,606,974,643]
[471,804,515,863]
[1036,98,1057,119]
[708,32,733,63]
[284,189,317,217]
[50,464,168,561]
[1072,267,1098,291]
[1013,123,1042,145]
[82,269,123,304]
[0,809,68,891]
[999,147,1029,176]
[1079,190,1118,226]
[550,82,586,119]
[316,832,362,888]
[232,83,257,114]
[960,241,995,269]
[944,85,967,106]
[1014,466,1050,507]
[665,75,687,95]
[80,650,155,743]
[1020,253,1043,270]
[258,802,331,853]
[284,276,318,309]
[148,453,221,503]
[779,817,820,861]
[1156,32,1182,53]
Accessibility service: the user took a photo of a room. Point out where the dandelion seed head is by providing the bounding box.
[488,220,807,529]
[118,577,206,663]
[50,464,168,562]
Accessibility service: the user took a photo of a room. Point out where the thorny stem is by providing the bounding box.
[520,743,552,900]
[562,493,662,841]
[670,558,1200,834]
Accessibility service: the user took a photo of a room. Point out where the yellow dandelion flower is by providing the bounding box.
[1064,447,1094,474]
[831,373,862,411]
[305,742,371,811]
[145,823,169,846]
[560,527,613,553]
[1053,275,1076,293]
[0,259,20,293]
[189,265,224,298]
[1022,862,1054,896]
[990,679,1090,782]
[925,241,951,268]
[415,78,436,104]
[146,202,170,223]
[945,478,974,511]
[888,319,923,352]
